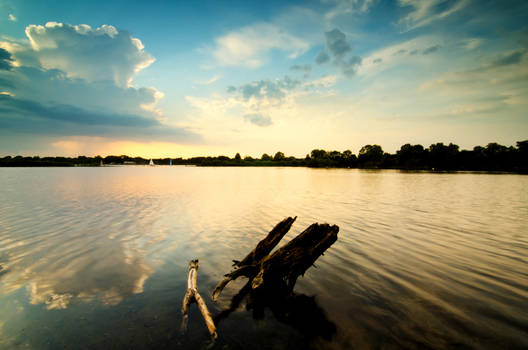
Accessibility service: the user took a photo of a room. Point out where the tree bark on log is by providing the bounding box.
[212,216,297,300]
[181,259,218,340]
[212,218,338,302]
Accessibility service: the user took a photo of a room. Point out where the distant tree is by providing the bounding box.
[428,143,459,170]
[328,151,341,161]
[273,151,285,161]
[244,155,254,161]
[310,149,327,159]
[261,153,272,161]
[341,149,357,167]
[358,144,383,168]
[517,140,528,172]
[517,140,528,154]
[396,144,427,169]
[234,153,242,161]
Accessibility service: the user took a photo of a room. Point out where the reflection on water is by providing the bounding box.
[0,167,527,349]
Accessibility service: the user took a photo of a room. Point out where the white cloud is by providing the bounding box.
[22,22,154,87]
[398,0,470,32]
[213,23,309,68]
[357,36,442,76]
[0,23,199,143]
[194,74,220,85]
[304,75,338,88]
[462,38,483,50]
[324,0,377,19]
[8,14,17,22]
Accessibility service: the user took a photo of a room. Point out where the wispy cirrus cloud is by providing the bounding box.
[212,23,309,68]
[324,0,377,19]
[398,0,470,32]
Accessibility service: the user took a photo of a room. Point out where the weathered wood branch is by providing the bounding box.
[181,260,218,340]
[212,216,296,301]
[212,218,338,301]
[212,218,339,341]
[235,216,297,267]
[252,223,339,291]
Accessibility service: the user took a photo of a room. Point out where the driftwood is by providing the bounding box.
[212,217,339,299]
[212,216,297,300]
[212,218,339,341]
[181,260,217,340]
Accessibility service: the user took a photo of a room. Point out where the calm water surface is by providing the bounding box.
[0,167,526,349]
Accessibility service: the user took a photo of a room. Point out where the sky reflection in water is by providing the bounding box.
[0,167,527,349]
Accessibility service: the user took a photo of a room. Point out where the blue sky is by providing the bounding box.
[0,0,527,157]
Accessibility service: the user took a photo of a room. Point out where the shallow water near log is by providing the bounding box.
[0,166,527,349]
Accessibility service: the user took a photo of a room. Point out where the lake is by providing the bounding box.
[0,166,526,349]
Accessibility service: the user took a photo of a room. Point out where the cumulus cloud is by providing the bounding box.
[398,0,470,32]
[244,113,273,127]
[213,23,309,68]
[325,29,352,58]
[21,22,154,87]
[317,28,362,78]
[373,58,382,63]
[190,76,303,128]
[8,14,16,22]
[230,76,301,102]
[0,23,199,144]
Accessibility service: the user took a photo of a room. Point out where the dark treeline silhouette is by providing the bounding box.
[1,140,527,173]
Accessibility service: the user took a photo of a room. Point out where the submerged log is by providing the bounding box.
[181,259,217,340]
[212,218,338,300]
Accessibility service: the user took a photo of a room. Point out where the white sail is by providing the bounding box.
[149,159,155,166]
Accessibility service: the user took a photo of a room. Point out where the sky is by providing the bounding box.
[0,0,527,158]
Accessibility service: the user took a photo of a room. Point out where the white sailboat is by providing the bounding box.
[149,159,155,166]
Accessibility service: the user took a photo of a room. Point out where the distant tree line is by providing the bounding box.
[1,140,527,173]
